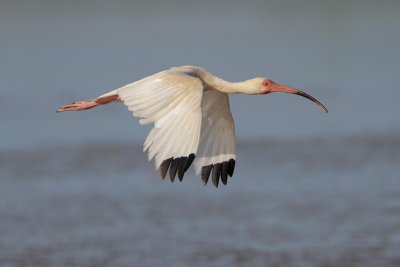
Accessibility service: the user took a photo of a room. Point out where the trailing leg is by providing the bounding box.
[57,92,120,112]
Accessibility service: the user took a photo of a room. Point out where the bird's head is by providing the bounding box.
[246,77,328,113]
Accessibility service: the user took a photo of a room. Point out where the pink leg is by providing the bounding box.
[57,100,98,112]
[57,94,120,113]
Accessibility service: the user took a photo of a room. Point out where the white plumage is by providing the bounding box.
[194,90,235,173]
[118,71,204,169]
[58,65,327,187]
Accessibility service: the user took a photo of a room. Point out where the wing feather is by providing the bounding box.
[115,68,236,185]
[194,90,236,185]
[117,69,203,180]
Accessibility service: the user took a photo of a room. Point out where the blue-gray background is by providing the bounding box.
[1,1,399,266]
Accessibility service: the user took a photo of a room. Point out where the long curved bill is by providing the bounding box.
[271,83,328,113]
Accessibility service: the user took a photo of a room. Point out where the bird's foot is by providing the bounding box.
[57,100,98,112]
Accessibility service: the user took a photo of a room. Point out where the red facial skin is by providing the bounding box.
[261,79,276,94]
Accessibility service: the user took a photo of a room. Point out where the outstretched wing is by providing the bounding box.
[194,90,236,187]
[117,69,203,181]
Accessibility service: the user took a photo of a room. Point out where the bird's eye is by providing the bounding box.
[263,81,269,86]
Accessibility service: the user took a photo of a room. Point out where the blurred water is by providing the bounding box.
[1,1,400,266]
[1,135,399,266]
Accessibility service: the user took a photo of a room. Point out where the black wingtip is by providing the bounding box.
[200,159,235,187]
[201,165,212,185]
[184,153,196,172]
[221,161,229,185]
[177,157,188,182]
[169,158,180,182]
[160,158,173,179]
[159,154,196,183]
[212,163,222,188]
[227,159,235,177]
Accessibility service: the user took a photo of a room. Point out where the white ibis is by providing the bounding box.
[58,66,328,187]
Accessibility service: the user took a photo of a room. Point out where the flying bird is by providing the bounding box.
[58,66,328,187]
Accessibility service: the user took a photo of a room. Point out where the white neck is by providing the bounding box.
[194,68,258,94]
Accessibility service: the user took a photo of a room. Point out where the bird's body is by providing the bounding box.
[58,66,327,187]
